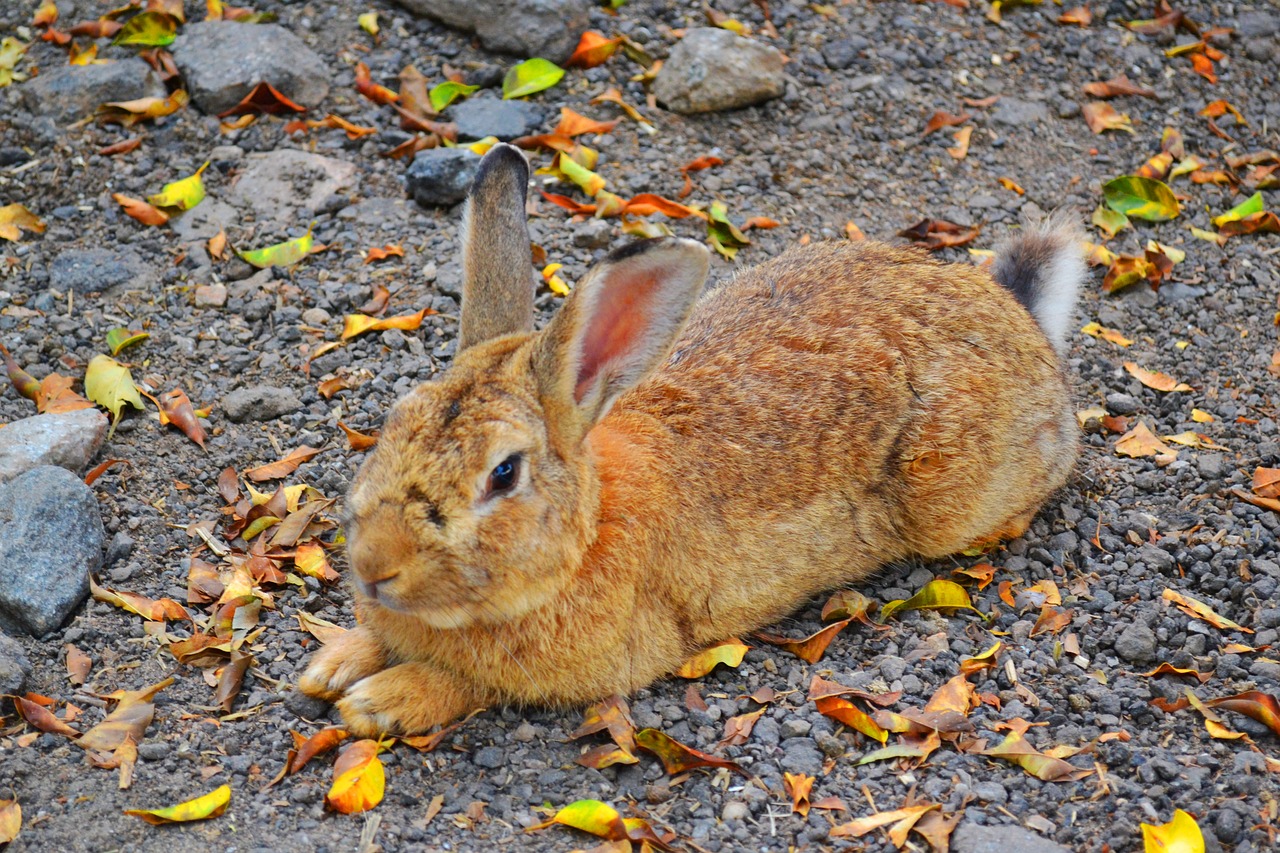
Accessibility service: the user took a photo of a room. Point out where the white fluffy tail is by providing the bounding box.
[991,217,1085,354]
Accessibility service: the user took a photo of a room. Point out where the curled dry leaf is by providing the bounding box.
[97,89,189,127]
[898,219,980,251]
[922,110,970,136]
[880,579,980,622]
[218,81,306,117]
[78,677,175,752]
[755,618,851,663]
[1082,102,1134,134]
[566,30,623,68]
[1161,588,1251,633]
[125,784,231,825]
[815,696,889,743]
[113,193,169,226]
[289,728,349,774]
[1115,422,1176,458]
[245,446,322,482]
[15,694,80,738]
[784,772,814,818]
[673,639,749,678]
[1123,362,1192,393]
[1083,75,1157,99]
[0,799,19,845]
[1080,321,1133,346]
[0,203,48,241]
[718,706,766,747]
[947,125,973,160]
[527,799,672,850]
[66,644,92,685]
[634,728,747,777]
[830,804,940,845]
[363,243,404,264]
[1058,6,1092,26]
[153,387,207,448]
[325,739,385,814]
[354,61,398,104]
[341,308,428,340]
[981,731,1093,781]
[1140,662,1213,683]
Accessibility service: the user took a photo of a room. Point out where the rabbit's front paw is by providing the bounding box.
[336,663,476,737]
[298,627,387,702]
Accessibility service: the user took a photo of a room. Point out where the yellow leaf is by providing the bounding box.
[1191,409,1214,423]
[238,227,317,268]
[502,57,565,99]
[148,161,208,211]
[0,37,30,88]
[325,740,385,814]
[125,784,231,825]
[1123,362,1192,393]
[1141,809,1205,853]
[0,202,47,241]
[1115,422,1176,458]
[557,152,606,197]
[341,308,428,340]
[880,579,980,622]
[674,639,749,678]
[1162,431,1228,451]
[358,11,378,36]
[981,731,1092,781]
[831,805,940,841]
[1080,321,1133,347]
[541,262,570,296]
[1161,589,1251,633]
[0,798,20,844]
[527,799,627,839]
[84,354,145,436]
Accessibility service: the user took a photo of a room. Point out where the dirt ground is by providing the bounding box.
[1,0,1278,851]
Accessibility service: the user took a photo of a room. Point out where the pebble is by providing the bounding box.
[0,409,108,484]
[572,219,613,249]
[971,781,1008,804]
[1105,392,1140,415]
[1114,622,1158,663]
[194,284,228,308]
[721,801,750,821]
[0,466,103,637]
[17,60,165,124]
[991,98,1051,127]
[284,689,332,721]
[779,718,812,739]
[451,96,545,141]
[1136,543,1175,574]
[221,386,303,423]
[49,248,153,295]
[104,532,134,566]
[473,746,505,768]
[653,28,786,114]
[406,148,482,207]
[138,741,171,762]
[172,22,330,115]
[952,823,1070,853]
[821,36,868,70]
[779,738,824,776]
[395,0,590,63]
[225,150,356,224]
[0,632,32,694]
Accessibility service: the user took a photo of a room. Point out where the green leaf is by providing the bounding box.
[1091,204,1129,239]
[1102,176,1180,222]
[706,201,750,260]
[84,354,145,437]
[429,81,479,113]
[106,328,150,356]
[558,153,606,197]
[502,58,565,100]
[148,162,208,211]
[880,579,981,622]
[111,11,178,47]
[238,226,316,269]
[1211,191,1263,229]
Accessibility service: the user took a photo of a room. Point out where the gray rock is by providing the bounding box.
[1136,543,1175,573]
[195,283,228,308]
[395,0,590,63]
[779,718,812,739]
[170,198,238,242]
[1105,392,1140,415]
[1158,281,1205,302]
[653,28,786,115]
[225,150,357,224]
[173,22,330,115]
[971,781,1008,804]
[822,36,868,70]
[779,738,824,776]
[473,745,505,768]
[0,409,108,484]
[50,248,153,295]
[1115,622,1157,663]
[222,386,303,422]
[0,466,103,637]
[572,218,613,249]
[451,96,546,141]
[138,741,171,761]
[991,98,1050,127]
[0,632,32,694]
[285,688,332,720]
[1236,11,1279,38]
[17,59,165,124]
[105,532,135,566]
[406,147,482,208]
[953,823,1070,853]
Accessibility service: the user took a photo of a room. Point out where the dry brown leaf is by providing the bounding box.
[245,446,322,482]
[1123,362,1192,392]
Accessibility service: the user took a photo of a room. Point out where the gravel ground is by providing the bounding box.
[1,0,1278,851]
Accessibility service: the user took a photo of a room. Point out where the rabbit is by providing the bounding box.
[299,143,1083,737]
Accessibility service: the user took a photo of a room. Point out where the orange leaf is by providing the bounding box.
[755,618,851,664]
[1058,6,1092,26]
[338,421,379,451]
[1252,467,1280,499]
[156,387,206,448]
[1123,361,1192,392]
[1204,691,1280,738]
[815,696,889,742]
[341,308,429,340]
[623,193,705,219]
[1115,421,1176,458]
[923,110,970,136]
[289,728,349,774]
[566,31,622,68]
[947,125,973,159]
[1082,101,1134,134]
[742,216,780,230]
[113,193,170,226]
[245,446,322,482]
[898,219,979,250]
[1162,588,1251,633]
[784,772,814,817]
[1139,663,1212,683]
[1219,211,1280,237]
[674,639,749,678]
[325,740,385,814]
[217,81,307,117]
[554,107,620,137]
[307,114,378,139]
[66,644,92,685]
[363,243,405,264]
[540,190,598,215]
[634,728,746,776]
[99,137,143,156]
[1082,76,1156,98]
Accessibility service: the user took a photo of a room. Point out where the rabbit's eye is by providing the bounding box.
[485,453,521,498]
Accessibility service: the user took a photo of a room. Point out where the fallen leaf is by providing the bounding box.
[341,308,428,340]
[960,641,1003,676]
[1115,422,1176,458]
[785,772,814,817]
[215,650,253,713]
[821,589,877,623]
[1083,102,1134,134]
[674,639,749,678]
[590,87,654,134]
[997,177,1025,195]
[923,110,970,136]
[635,728,746,776]
[0,799,19,845]
[111,11,177,47]
[148,161,208,211]
[325,740,385,814]
[245,446,322,482]
[289,728,349,774]
[898,219,980,250]
[1204,691,1280,738]
[1102,254,1158,293]
[1199,100,1246,124]
[1219,211,1280,237]
[815,696,889,743]
[295,541,340,584]
[237,227,317,268]
[1162,589,1251,633]
[1252,467,1280,499]
[719,706,766,747]
[113,193,169,226]
[125,784,231,825]
[217,81,306,117]
[1123,362,1192,393]
[296,611,347,645]
[880,579,981,622]
[503,57,564,99]
[1211,191,1263,229]
[90,577,190,623]
[981,731,1092,781]
[338,421,379,451]
[66,644,92,685]
[354,61,398,104]
[305,114,379,139]
[78,677,174,752]
[1083,75,1156,99]
[1080,321,1133,346]
[755,619,851,663]
[526,800,634,845]
[566,31,622,68]
[1139,663,1212,683]
[1103,176,1179,221]
[357,10,378,36]
[1162,431,1227,451]
[84,354,144,436]
[946,125,973,159]
[0,202,47,241]
[830,805,940,843]
[1140,809,1205,853]
[96,89,188,126]
[15,695,80,737]
[706,200,750,259]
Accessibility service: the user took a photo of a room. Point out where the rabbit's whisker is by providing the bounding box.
[471,596,551,706]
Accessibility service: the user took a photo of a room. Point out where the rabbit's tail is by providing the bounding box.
[991,215,1085,355]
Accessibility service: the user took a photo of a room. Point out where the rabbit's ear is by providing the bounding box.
[534,238,710,442]
[458,144,536,351]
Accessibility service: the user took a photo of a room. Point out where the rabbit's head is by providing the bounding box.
[344,144,710,629]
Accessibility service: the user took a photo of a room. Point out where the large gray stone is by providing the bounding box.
[653,28,786,115]
[0,632,32,695]
[991,97,1050,127]
[406,147,481,207]
[1115,622,1158,663]
[395,0,589,63]
[49,247,154,295]
[17,59,165,124]
[953,823,1070,853]
[0,409,108,484]
[451,96,546,141]
[225,149,356,224]
[172,22,330,115]
[223,385,303,422]
[0,466,103,637]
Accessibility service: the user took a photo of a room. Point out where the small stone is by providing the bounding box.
[395,0,590,63]
[779,738,824,776]
[991,98,1050,127]
[451,96,546,141]
[1115,622,1158,663]
[406,148,482,208]
[17,59,165,124]
[173,22,330,115]
[653,28,786,115]
[1105,392,1140,416]
[301,308,332,327]
[0,467,104,637]
[225,150,357,224]
[972,781,1008,804]
[779,718,812,739]
[880,656,908,681]
[0,409,108,484]
[952,823,1070,853]
[572,219,613,249]
[721,801,750,821]
[138,741,171,762]
[194,283,228,308]
[0,632,33,694]
[222,386,303,423]
[105,532,135,566]
[473,746,505,768]
[1136,543,1175,573]
[1214,809,1242,844]
[1196,454,1224,480]
[821,36,868,70]
[284,689,332,721]
[50,248,154,295]
[512,721,539,742]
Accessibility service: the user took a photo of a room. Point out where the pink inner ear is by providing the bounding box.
[573,272,661,403]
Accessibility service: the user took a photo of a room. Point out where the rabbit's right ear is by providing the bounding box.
[458,144,536,351]
[534,238,710,448]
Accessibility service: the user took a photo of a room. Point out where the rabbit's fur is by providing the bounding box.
[300,144,1082,736]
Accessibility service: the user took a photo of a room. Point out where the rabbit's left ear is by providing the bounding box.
[458,143,536,351]
[534,238,710,445]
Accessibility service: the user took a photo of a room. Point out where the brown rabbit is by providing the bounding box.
[300,143,1083,736]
